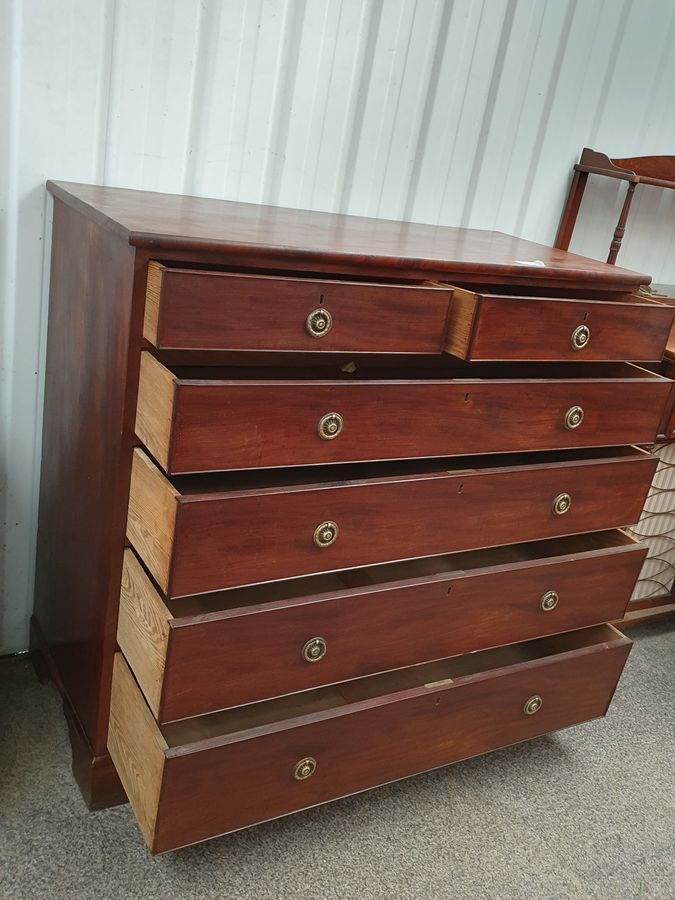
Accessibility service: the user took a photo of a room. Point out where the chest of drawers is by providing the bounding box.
[32,181,674,853]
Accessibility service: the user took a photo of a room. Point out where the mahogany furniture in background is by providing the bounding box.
[32,182,675,852]
[554,148,675,264]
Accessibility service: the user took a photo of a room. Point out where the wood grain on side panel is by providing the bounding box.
[108,654,167,848]
[444,287,479,358]
[135,352,176,472]
[116,550,172,718]
[143,261,163,345]
[126,449,178,593]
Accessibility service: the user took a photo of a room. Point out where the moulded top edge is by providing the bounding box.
[47,181,650,290]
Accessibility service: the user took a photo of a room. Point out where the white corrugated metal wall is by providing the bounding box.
[2,0,675,653]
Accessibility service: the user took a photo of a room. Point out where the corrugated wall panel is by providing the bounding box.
[3,0,675,652]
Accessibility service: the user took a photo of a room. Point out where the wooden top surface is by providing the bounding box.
[47,180,650,289]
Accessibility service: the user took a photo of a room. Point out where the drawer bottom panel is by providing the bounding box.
[109,625,631,853]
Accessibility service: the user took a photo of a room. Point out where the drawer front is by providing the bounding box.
[144,262,452,353]
[117,534,646,721]
[126,448,657,597]
[136,354,672,474]
[109,627,631,852]
[445,287,674,361]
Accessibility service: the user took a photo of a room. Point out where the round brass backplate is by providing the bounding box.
[306,308,332,338]
[552,492,571,516]
[293,757,317,780]
[318,412,343,440]
[539,590,559,612]
[313,521,339,548]
[564,405,584,430]
[523,695,543,716]
[571,324,590,350]
[302,637,327,662]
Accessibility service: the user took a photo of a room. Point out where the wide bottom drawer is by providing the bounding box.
[109,624,631,853]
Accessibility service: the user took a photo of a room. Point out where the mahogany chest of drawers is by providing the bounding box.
[32,181,675,854]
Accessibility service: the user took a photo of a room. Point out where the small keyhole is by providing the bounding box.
[457,483,464,494]
[583,312,589,321]
[319,294,325,306]
[446,585,453,595]
[435,696,442,706]
[464,392,470,403]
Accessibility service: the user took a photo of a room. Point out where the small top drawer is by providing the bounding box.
[444,286,674,362]
[143,262,452,354]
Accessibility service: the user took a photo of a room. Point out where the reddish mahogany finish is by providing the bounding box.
[445,291,673,362]
[48,180,649,291]
[153,360,669,473]
[34,181,658,827]
[146,264,452,354]
[151,448,657,597]
[30,198,138,802]
[150,532,644,721]
[120,625,631,852]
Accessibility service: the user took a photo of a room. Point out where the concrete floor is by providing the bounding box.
[0,621,673,900]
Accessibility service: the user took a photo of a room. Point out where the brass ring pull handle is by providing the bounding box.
[306,308,332,338]
[318,412,343,440]
[539,590,559,612]
[302,637,327,662]
[293,757,317,780]
[523,695,543,716]
[570,325,590,350]
[313,521,339,548]
[564,405,584,430]
[552,493,571,516]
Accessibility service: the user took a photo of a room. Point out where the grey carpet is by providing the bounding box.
[0,622,673,900]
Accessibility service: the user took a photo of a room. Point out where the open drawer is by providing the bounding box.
[444,285,674,361]
[118,530,645,721]
[143,262,453,354]
[135,353,672,473]
[109,624,632,853]
[126,445,657,597]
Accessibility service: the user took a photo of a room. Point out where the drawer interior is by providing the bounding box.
[439,285,661,306]
[169,529,640,618]
[169,445,650,495]
[150,259,436,287]
[164,359,664,382]
[441,282,643,300]
[147,262,637,300]
[161,624,625,747]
